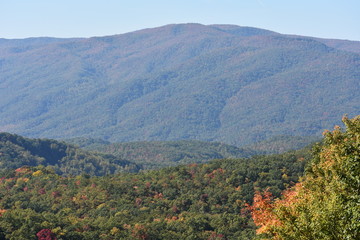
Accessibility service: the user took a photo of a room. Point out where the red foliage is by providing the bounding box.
[51,191,61,198]
[15,167,30,175]
[200,193,209,202]
[135,198,143,206]
[208,232,225,240]
[172,205,179,213]
[36,229,57,240]
[38,188,46,195]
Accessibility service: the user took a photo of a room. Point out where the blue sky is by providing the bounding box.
[1,0,359,40]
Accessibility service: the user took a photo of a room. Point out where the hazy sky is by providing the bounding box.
[1,0,359,40]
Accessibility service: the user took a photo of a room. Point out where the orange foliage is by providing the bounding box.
[248,189,281,234]
[0,209,6,216]
[249,183,304,236]
[165,216,178,223]
[153,192,163,199]
[275,183,302,207]
[131,224,148,240]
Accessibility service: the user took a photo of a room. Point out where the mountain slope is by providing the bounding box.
[242,135,320,154]
[0,132,139,175]
[315,38,360,54]
[1,23,359,145]
[65,138,257,169]
[65,136,318,169]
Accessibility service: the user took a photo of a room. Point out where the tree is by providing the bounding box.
[250,115,360,239]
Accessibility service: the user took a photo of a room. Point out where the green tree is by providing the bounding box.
[250,115,360,239]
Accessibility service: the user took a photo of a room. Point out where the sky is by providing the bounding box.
[1,0,359,41]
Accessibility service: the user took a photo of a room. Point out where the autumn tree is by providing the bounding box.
[250,115,360,239]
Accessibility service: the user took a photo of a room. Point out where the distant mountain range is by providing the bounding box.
[1,23,359,145]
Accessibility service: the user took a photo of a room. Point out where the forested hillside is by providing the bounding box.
[0,133,139,176]
[65,136,318,169]
[65,138,256,169]
[0,132,315,174]
[1,116,358,239]
[243,135,320,154]
[0,147,311,239]
[1,24,359,145]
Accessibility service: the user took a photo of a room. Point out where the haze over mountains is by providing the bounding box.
[1,23,359,146]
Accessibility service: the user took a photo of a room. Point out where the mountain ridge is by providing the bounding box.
[1,23,359,145]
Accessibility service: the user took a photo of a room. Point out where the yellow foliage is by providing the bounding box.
[96,203,106,209]
[110,227,120,235]
[139,207,149,211]
[32,170,43,177]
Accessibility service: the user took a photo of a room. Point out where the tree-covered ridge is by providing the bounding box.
[1,24,359,146]
[0,132,139,176]
[243,135,320,155]
[65,138,257,169]
[0,147,311,239]
[250,115,360,239]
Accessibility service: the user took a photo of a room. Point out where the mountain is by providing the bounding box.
[1,23,359,145]
[0,132,139,176]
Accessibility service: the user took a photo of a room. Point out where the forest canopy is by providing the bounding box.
[0,145,310,239]
[1,116,359,239]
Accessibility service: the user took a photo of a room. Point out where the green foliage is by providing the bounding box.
[251,116,360,239]
[0,133,139,176]
[242,135,320,155]
[66,138,257,169]
[0,147,311,239]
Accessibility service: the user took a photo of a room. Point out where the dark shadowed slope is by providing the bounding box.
[0,24,359,145]
[0,132,139,175]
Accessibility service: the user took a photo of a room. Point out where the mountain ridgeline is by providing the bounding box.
[1,24,359,145]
